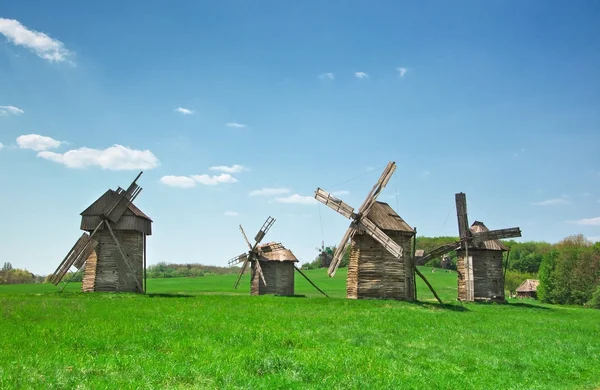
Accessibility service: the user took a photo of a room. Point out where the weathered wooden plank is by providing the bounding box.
[358,217,403,258]
[455,192,470,239]
[328,227,356,276]
[359,161,396,217]
[105,221,143,293]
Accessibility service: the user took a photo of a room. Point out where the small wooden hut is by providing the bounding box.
[80,189,152,293]
[516,279,539,299]
[250,242,298,296]
[347,201,415,300]
[456,221,507,302]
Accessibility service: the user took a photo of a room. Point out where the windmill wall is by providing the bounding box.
[456,249,505,302]
[82,230,144,293]
[251,261,295,296]
[347,231,414,300]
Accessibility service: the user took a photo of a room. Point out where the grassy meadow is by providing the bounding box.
[1,267,599,389]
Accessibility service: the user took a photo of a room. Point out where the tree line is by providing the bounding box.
[0,262,44,285]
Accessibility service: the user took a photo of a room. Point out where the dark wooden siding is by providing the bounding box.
[251,261,295,296]
[457,249,505,302]
[347,231,414,300]
[83,230,144,293]
[80,215,151,235]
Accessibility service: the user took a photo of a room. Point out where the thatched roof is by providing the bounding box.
[465,221,508,251]
[366,201,414,233]
[516,279,539,292]
[256,242,299,262]
[81,189,152,222]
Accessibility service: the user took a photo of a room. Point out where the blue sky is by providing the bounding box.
[1,1,599,274]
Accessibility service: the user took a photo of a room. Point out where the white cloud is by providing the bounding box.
[319,72,334,80]
[397,67,407,77]
[209,164,248,174]
[38,144,159,170]
[16,134,63,151]
[191,173,237,185]
[531,198,571,206]
[225,122,246,128]
[587,236,600,243]
[422,170,431,177]
[0,105,24,116]
[275,194,317,205]
[366,166,375,172]
[331,190,349,196]
[0,142,4,150]
[224,211,239,217]
[355,72,369,79]
[160,175,196,188]
[582,192,591,197]
[249,188,290,196]
[568,216,600,226]
[174,107,193,115]
[0,18,73,63]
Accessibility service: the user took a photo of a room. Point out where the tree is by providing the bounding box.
[2,262,12,272]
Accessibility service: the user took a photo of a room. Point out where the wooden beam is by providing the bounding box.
[358,217,403,258]
[314,188,355,219]
[105,221,143,293]
[239,225,253,250]
[328,226,356,277]
[294,266,329,297]
[254,259,267,286]
[414,266,443,305]
[233,257,250,289]
[455,192,469,240]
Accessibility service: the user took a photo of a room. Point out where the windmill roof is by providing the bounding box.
[466,221,508,251]
[414,249,425,257]
[256,242,299,262]
[515,279,540,292]
[80,189,153,222]
[366,201,414,233]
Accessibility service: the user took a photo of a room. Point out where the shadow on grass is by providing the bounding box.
[508,302,554,311]
[145,293,195,299]
[411,300,471,312]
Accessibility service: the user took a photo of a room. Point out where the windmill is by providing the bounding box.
[315,241,333,268]
[315,161,440,301]
[419,192,522,302]
[228,216,329,297]
[228,216,276,290]
[49,172,151,293]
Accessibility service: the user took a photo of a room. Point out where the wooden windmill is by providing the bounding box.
[48,172,151,293]
[228,216,328,297]
[419,192,522,302]
[316,241,333,268]
[315,161,430,301]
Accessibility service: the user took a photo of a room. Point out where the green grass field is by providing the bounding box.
[1,268,599,389]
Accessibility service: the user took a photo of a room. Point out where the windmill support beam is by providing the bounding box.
[414,266,443,305]
[294,266,329,297]
[105,221,143,293]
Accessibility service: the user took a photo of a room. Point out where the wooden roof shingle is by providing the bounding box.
[515,279,540,292]
[366,201,414,233]
[80,189,153,222]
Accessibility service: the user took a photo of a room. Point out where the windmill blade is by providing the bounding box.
[358,217,403,258]
[455,192,470,239]
[102,171,144,224]
[328,226,357,277]
[254,258,267,286]
[314,188,355,219]
[471,227,522,243]
[228,253,248,266]
[50,233,95,285]
[420,241,462,265]
[239,225,253,250]
[233,257,250,289]
[253,216,275,248]
[357,161,396,217]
